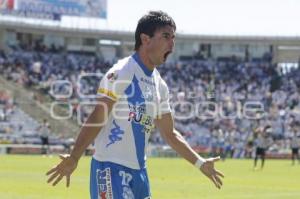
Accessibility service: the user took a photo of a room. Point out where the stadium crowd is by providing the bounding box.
[0,43,300,158]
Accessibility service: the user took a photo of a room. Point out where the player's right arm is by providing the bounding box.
[69,97,115,162]
[46,61,131,187]
[46,96,115,187]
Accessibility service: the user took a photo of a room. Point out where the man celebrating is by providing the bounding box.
[47,10,224,199]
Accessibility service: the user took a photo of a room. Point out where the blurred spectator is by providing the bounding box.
[36,119,51,154]
[1,43,300,159]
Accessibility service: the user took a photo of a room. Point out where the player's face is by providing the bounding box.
[147,25,175,66]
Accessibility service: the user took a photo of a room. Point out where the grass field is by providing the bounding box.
[1,155,300,199]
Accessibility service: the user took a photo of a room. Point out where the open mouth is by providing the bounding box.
[163,51,172,60]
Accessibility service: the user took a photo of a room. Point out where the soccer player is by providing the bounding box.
[46,11,224,198]
[253,125,272,170]
[37,119,51,155]
[290,127,300,165]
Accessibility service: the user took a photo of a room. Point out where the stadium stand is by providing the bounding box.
[1,39,300,158]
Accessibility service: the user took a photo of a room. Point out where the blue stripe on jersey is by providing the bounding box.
[132,53,153,77]
[125,75,146,169]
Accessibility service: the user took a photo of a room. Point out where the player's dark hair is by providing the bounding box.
[134,10,176,50]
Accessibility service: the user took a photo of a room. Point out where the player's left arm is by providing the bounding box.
[155,113,224,189]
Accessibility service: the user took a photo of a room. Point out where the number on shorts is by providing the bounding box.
[119,171,132,186]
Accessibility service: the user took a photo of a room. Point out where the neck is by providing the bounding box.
[136,50,155,71]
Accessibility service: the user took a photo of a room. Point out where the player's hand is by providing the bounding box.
[46,154,78,187]
[200,156,224,189]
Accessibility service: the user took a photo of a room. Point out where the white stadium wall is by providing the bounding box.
[43,34,65,49]
[277,47,300,63]
[210,43,246,59]
[2,30,17,47]
[99,46,117,62]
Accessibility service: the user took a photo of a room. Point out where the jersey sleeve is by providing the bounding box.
[97,63,132,101]
[156,78,172,118]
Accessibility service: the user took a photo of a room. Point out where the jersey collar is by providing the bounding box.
[132,52,153,77]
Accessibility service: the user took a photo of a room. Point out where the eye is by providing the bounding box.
[162,33,170,39]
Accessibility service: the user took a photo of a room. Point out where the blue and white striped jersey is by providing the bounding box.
[94,53,171,169]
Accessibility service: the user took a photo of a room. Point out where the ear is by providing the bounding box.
[140,33,150,46]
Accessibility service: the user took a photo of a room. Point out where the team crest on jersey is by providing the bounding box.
[96,168,113,199]
[143,86,153,101]
[107,72,118,82]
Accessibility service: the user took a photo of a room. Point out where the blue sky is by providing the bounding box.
[1,0,299,36]
[104,0,300,36]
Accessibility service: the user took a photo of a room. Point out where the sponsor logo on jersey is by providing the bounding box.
[140,77,155,86]
[96,168,113,199]
[128,104,154,134]
[106,120,125,147]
